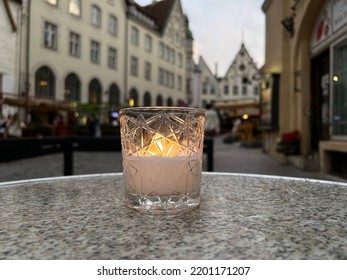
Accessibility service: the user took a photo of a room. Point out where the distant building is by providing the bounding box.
[193,43,262,120]
[0,0,22,116]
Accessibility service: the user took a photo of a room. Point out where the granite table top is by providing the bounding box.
[0,172,346,260]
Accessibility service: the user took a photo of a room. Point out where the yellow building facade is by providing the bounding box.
[262,0,347,178]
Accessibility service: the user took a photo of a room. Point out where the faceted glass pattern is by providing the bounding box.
[119,107,205,214]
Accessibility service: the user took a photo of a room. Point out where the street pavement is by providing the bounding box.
[0,135,344,183]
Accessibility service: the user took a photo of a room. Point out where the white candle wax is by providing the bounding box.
[123,154,201,196]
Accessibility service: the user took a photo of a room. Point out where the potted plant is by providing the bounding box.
[276,130,300,155]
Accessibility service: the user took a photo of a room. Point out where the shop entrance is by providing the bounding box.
[311,49,330,151]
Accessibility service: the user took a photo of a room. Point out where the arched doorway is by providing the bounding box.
[143,91,151,106]
[35,66,55,98]
[167,97,173,106]
[129,88,138,107]
[89,78,102,103]
[156,94,163,106]
[109,83,120,108]
[64,73,80,101]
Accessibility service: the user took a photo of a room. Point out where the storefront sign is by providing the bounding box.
[312,0,347,48]
[312,1,331,47]
[332,0,347,32]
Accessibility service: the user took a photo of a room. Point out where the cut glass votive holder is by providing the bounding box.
[119,107,205,214]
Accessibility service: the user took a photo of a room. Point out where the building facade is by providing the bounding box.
[0,0,22,116]
[193,43,261,122]
[262,0,347,178]
[1,0,192,125]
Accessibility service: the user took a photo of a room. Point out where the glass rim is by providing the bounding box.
[119,106,205,114]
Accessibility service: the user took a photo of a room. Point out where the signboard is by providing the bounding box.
[311,0,347,48]
[332,0,347,32]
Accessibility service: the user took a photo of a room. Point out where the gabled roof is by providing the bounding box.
[125,0,176,34]
[142,0,176,33]
[3,0,22,32]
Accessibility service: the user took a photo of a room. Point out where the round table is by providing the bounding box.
[0,173,346,259]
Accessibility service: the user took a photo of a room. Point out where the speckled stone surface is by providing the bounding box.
[0,173,346,260]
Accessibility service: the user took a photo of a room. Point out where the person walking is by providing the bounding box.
[204,103,220,137]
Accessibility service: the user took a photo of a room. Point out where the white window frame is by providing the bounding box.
[144,34,152,52]
[108,47,117,69]
[90,40,100,64]
[109,15,117,35]
[131,27,139,46]
[44,22,57,50]
[91,5,101,27]
[69,32,80,57]
[145,62,151,81]
[130,56,138,76]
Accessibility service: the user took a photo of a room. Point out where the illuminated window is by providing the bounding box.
[46,0,58,6]
[69,0,81,17]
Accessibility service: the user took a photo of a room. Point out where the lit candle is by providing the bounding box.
[123,133,201,196]
[120,107,205,213]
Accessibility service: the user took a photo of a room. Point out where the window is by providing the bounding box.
[90,40,100,64]
[46,0,58,6]
[233,85,238,95]
[254,86,259,96]
[144,34,152,52]
[109,15,117,35]
[332,38,347,136]
[69,0,81,17]
[159,68,164,85]
[69,32,80,57]
[224,85,229,95]
[242,86,247,95]
[159,42,164,58]
[91,5,101,27]
[170,73,175,88]
[145,62,151,81]
[178,75,182,91]
[108,47,117,69]
[178,53,183,67]
[202,82,208,94]
[131,27,139,46]
[210,85,215,94]
[171,49,175,64]
[130,56,138,76]
[44,22,57,50]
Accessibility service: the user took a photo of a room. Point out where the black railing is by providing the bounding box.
[0,136,214,175]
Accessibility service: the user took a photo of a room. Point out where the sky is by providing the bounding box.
[136,0,265,77]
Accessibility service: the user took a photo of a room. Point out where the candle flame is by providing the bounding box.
[144,133,182,157]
